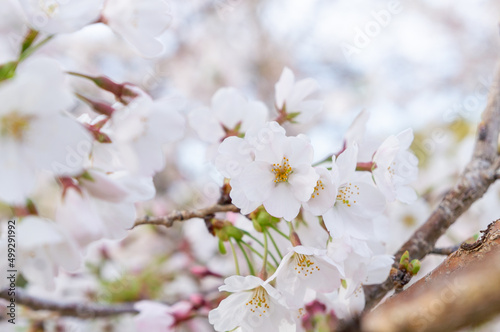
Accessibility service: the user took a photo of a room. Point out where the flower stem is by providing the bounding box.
[269,225,290,241]
[229,239,240,275]
[265,228,283,260]
[236,241,255,276]
[240,235,279,266]
[18,35,54,62]
[239,241,277,269]
[262,231,269,272]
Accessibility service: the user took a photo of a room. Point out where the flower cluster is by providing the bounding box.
[205,75,418,330]
[0,1,184,290]
[0,4,422,331]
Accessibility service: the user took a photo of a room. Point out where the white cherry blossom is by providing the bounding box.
[372,128,419,203]
[0,58,92,204]
[16,216,81,290]
[133,300,191,332]
[189,87,268,144]
[326,236,393,314]
[302,166,337,216]
[209,275,294,332]
[56,170,154,247]
[102,0,172,57]
[89,95,185,176]
[18,0,104,34]
[221,122,319,220]
[275,67,323,123]
[268,245,343,308]
[321,145,386,239]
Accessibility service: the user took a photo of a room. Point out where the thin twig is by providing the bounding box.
[133,203,240,228]
[429,245,460,255]
[0,288,137,318]
[363,62,500,310]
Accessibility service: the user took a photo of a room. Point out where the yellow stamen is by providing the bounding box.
[271,157,293,183]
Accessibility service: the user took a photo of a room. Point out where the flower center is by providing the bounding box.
[293,253,320,277]
[1,112,32,141]
[245,286,270,317]
[39,0,60,17]
[311,180,324,198]
[387,161,396,177]
[272,157,292,183]
[336,183,359,207]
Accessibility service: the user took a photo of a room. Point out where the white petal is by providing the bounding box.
[189,107,224,143]
[263,184,301,221]
[240,162,274,202]
[275,67,295,108]
[212,87,246,130]
[209,292,251,331]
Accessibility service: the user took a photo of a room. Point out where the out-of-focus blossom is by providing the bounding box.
[0,58,92,204]
[133,300,192,332]
[102,0,172,57]
[189,87,268,144]
[56,170,155,247]
[18,0,104,34]
[16,216,81,289]
[89,95,185,176]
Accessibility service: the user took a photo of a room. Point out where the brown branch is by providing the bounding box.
[362,220,500,332]
[429,245,460,256]
[0,288,137,318]
[363,62,500,309]
[133,203,240,228]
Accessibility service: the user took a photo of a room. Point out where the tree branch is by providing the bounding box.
[0,288,137,318]
[363,62,500,309]
[429,245,460,256]
[133,203,240,228]
[362,219,500,332]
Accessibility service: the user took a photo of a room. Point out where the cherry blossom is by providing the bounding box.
[319,145,386,239]
[0,58,92,204]
[219,122,319,220]
[89,95,185,176]
[133,300,191,332]
[275,67,323,123]
[209,275,294,332]
[16,216,81,289]
[56,170,155,247]
[18,0,104,34]
[189,87,268,144]
[102,0,172,57]
[268,245,343,308]
[372,128,419,203]
[326,236,393,315]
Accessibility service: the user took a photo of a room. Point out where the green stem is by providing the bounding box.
[240,230,280,265]
[229,239,240,275]
[262,231,269,272]
[270,225,290,241]
[18,35,54,62]
[241,230,265,247]
[236,241,255,276]
[239,241,277,269]
[265,229,283,260]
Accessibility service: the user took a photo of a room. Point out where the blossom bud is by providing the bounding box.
[408,259,421,275]
[77,93,115,117]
